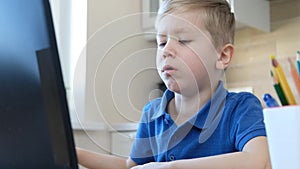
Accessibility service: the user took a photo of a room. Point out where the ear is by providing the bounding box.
[216,44,234,70]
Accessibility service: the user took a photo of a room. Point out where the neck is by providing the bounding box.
[169,82,220,125]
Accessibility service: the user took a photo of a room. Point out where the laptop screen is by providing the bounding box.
[0,0,78,168]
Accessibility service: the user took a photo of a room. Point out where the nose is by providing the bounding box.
[162,39,176,58]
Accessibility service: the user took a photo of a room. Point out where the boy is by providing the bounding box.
[77,0,271,168]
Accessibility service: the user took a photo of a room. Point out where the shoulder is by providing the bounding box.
[142,98,162,112]
[225,92,266,150]
[226,92,262,109]
[141,89,174,121]
[227,91,260,102]
[224,91,264,124]
[139,97,164,123]
[142,97,163,116]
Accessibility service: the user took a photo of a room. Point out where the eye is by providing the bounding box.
[156,34,167,48]
[158,42,167,48]
[178,40,192,45]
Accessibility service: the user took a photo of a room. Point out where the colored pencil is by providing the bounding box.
[288,57,300,97]
[297,51,300,77]
[270,70,288,106]
[271,55,296,105]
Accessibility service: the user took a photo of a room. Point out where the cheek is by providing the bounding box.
[193,46,218,69]
[189,59,207,80]
[156,47,166,62]
[156,50,163,73]
[187,48,218,80]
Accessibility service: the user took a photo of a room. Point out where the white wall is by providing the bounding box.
[50,0,87,123]
[74,0,161,158]
[84,0,160,125]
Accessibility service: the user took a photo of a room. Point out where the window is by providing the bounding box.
[49,0,87,124]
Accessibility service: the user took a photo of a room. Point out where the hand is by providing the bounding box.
[131,162,171,169]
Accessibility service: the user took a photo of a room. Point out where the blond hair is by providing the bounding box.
[156,0,235,50]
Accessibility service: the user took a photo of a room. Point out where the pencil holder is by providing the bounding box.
[263,106,300,169]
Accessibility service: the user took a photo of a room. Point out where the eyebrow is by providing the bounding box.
[157,27,191,37]
[175,27,191,34]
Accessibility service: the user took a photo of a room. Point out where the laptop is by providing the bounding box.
[0,0,78,168]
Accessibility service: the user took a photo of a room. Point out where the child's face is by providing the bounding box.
[156,11,220,95]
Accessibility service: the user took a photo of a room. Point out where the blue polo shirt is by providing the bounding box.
[130,82,266,165]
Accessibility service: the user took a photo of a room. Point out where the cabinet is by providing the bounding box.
[142,0,270,41]
[263,106,300,169]
[110,123,138,157]
[111,131,136,157]
[229,0,270,32]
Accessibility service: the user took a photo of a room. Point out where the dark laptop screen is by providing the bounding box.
[0,0,78,168]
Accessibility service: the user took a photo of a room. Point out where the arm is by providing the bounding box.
[132,136,271,169]
[76,147,137,169]
[170,136,271,169]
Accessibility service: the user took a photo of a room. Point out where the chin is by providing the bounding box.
[168,88,181,94]
[165,82,181,94]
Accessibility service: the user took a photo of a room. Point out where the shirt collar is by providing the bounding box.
[151,81,228,128]
[151,89,174,120]
[191,81,227,130]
